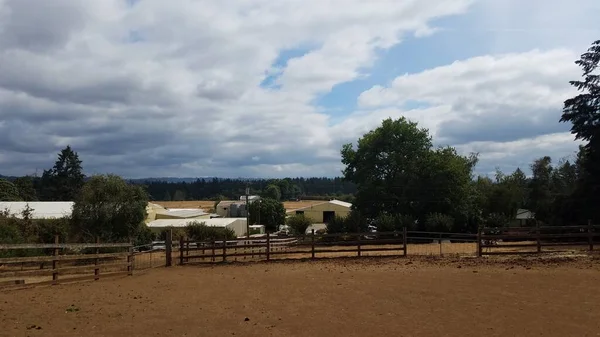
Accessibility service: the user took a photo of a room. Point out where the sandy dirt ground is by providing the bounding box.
[154,200,325,211]
[1,255,600,337]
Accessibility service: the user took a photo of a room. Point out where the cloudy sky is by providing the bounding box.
[0,0,598,178]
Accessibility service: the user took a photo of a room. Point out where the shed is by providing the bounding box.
[0,202,73,219]
[286,199,352,224]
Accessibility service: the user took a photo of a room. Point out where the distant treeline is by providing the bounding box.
[139,177,357,202]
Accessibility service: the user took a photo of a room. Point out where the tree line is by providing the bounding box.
[335,39,600,233]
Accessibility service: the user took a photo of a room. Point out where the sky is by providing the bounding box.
[0,0,598,179]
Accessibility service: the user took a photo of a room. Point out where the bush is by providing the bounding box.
[158,226,186,241]
[326,215,348,234]
[185,221,236,241]
[424,213,454,232]
[485,213,510,228]
[287,214,312,235]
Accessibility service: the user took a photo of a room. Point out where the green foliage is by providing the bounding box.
[158,226,186,241]
[40,145,85,201]
[375,213,415,232]
[485,213,510,228]
[185,221,236,241]
[263,184,282,201]
[71,174,148,242]
[424,213,454,232]
[341,117,476,224]
[134,224,155,246]
[0,179,22,201]
[248,198,286,232]
[13,176,37,201]
[560,40,600,223]
[325,215,348,234]
[286,214,312,235]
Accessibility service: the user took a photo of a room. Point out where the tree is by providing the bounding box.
[286,214,312,235]
[14,176,38,201]
[40,146,85,201]
[248,198,285,233]
[0,179,22,201]
[185,221,236,241]
[341,117,475,223]
[263,184,281,201]
[172,190,186,201]
[560,40,600,222]
[71,175,149,243]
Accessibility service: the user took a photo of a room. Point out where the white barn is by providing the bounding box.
[0,202,73,219]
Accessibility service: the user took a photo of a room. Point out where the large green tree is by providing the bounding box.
[560,40,600,222]
[40,146,85,201]
[14,176,38,201]
[247,198,286,233]
[341,117,476,228]
[71,174,150,243]
[0,179,22,201]
[263,184,281,201]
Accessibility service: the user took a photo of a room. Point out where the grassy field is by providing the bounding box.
[1,256,599,336]
[154,200,325,211]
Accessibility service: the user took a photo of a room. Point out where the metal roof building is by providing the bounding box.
[0,202,74,219]
[147,218,248,237]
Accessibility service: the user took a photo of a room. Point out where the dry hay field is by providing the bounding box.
[154,200,325,211]
[1,255,600,337]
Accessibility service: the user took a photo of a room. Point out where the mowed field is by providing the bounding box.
[155,200,324,211]
[1,256,600,337]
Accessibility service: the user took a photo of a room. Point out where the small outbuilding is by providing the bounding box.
[286,199,352,224]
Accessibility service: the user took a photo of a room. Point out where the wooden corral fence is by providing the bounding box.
[172,229,408,265]
[0,236,133,289]
[477,222,599,256]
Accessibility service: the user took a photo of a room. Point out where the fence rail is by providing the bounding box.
[477,222,597,256]
[0,236,133,289]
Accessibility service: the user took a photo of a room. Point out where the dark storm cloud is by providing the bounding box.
[437,106,570,144]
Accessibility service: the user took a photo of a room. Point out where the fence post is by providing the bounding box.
[94,236,100,280]
[165,229,172,267]
[439,233,442,256]
[52,235,59,283]
[127,240,133,276]
[357,232,361,257]
[266,232,271,261]
[476,227,482,257]
[403,227,407,257]
[179,236,185,265]
[211,240,215,262]
[588,219,594,251]
[536,221,541,253]
[222,237,227,262]
[311,229,315,259]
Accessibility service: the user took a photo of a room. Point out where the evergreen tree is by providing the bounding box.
[40,146,85,201]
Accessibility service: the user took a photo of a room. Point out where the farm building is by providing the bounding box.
[215,200,248,218]
[510,209,536,227]
[145,203,212,223]
[0,201,73,219]
[287,199,352,223]
[146,218,248,237]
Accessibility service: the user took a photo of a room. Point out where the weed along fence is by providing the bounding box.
[0,236,133,289]
[171,229,408,265]
[477,222,599,256]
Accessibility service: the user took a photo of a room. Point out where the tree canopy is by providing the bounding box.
[40,146,85,201]
[248,198,286,233]
[341,117,477,230]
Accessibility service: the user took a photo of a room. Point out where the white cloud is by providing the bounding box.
[0,0,592,178]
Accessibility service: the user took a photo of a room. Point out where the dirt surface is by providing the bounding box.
[154,200,325,211]
[1,256,600,337]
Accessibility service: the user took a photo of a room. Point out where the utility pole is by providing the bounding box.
[245,184,250,238]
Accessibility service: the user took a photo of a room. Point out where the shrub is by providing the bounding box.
[287,214,312,235]
[326,215,348,234]
[158,226,186,241]
[185,221,236,241]
[485,213,510,228]
[424,213,454,232]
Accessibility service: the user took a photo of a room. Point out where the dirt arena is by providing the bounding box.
[1,256,599,337]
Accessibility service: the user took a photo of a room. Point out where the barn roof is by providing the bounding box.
[0,202,73,219]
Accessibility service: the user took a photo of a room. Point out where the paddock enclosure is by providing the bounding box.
[1,256,600,337]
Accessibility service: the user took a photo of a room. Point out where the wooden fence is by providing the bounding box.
[0,236,133,289]
[172,229,408,265]
[477,222,599,256]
